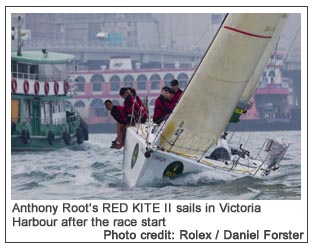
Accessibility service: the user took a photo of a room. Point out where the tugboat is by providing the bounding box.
[11,16,88,150]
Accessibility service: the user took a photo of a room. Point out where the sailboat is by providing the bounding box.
[122,13,291,187]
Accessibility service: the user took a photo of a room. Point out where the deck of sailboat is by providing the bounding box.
[125,124,268,179]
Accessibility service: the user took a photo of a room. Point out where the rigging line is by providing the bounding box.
[235,112,249,149]
[272,39,279,82]
[244,130,253,149]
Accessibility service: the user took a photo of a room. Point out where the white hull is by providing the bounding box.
[123,125,281,187]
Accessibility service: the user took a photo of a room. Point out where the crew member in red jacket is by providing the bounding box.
[104,99,126,149]
[120,87,147,125]
[127,87,148,123]
[171,79,183,106]
[153,86,174,124]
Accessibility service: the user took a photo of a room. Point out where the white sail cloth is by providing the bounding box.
[240,14,288,101]
[159,13,288,157]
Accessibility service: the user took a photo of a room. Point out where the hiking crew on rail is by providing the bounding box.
[105,80,183,149]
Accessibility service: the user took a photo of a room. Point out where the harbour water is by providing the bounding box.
[11,131,301,200]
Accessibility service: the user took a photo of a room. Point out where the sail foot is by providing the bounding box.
[163,129,217,160]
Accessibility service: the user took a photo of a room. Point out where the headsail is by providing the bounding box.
[230,14,288,123]
[158,13,288,158]
[239,14,289,106]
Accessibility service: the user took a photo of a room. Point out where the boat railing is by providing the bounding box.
[253,138,291,175]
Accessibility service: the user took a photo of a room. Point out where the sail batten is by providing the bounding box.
[158,13,288,157]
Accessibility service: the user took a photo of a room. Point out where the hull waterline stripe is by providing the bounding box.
[223,26,272,39]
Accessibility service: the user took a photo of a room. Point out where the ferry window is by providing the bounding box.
[52,101,58,113]
[93,83,102,92]
[163,73,174,87]
[268,70,276,83]
[59,101,65,112]
[17,63,29,79]
[123,75,134,88]
[110,75,121,91]
[150,74,161,90]
[74,101,85,108]
[29,64,39,80]
[76,76,86,92]
[268,70,276,77]
[90,74,105,83]
[177,73,189,89]
[11,60,17,78]
[52,101,63,113]
[22,100,32,123]
[137,75,147,91]
[41,102,52,124]
[90,98,107,117]
[65,101,72,111]
[111,82,119,91]
[91,74,104,92]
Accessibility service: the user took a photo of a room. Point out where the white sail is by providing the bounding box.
[240,14,288,101]
[158,13,288,158]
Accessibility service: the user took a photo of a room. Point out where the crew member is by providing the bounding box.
[170,79,183,106]
[153,86,174,124]
[120,87,147,125]
[104,99,126,149]
[127,87,148,123]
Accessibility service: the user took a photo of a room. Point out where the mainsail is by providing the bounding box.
[158,13,288,158]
